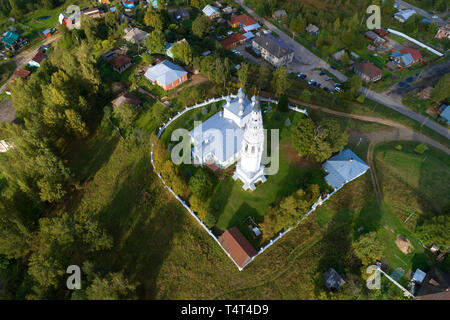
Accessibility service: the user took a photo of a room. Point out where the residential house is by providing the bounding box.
[390,48,421,67]
[42,29,52,38]
[322,149,370,190]
[122,0,135,9]
[109,54,133,73]
[81,7,105,19]
[272,10,287,19]
[222,6,236,15]
[218,227,257,270]
[144,60,188,90]
[58,13,81,29]
[175,7,190,21]
[323,268,345,290]
[364,31,386,45]
[112,92,141,109]
[0,31,27,52]
[124,27,149,44]
[220,33,246,50]
[13,68,31,80]
[332,49,346,61]
[374,28,389,38]
[229,14,256,28]
[28,51,47,68]
[306,24,320,36]
[252,34,294,68]
[202,4,221,19]
[353,61,383,82]
[439,105,450,124]
[99,0,110,4]
[414,267,450,300]
[435,24,450,40]
[394,9,416,23]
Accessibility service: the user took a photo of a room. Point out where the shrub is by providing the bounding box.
[414,143,428,154]
[395,145,402,151]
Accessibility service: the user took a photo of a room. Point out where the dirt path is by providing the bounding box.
[0,34,61,94]
[175,73,208,93]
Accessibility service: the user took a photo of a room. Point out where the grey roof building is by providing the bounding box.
[144,60,188,90]
[252,34,294,68]
[323,149,370,190]
[323,268,345,290]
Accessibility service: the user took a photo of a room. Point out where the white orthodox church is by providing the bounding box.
[190,88,266,191]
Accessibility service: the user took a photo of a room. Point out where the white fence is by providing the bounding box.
[151,94,331,271]
[387,29,444,57]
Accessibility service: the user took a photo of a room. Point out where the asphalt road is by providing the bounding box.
[235,0,450,140]
[395,0,448,26]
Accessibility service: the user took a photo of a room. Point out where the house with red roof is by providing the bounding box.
[353,61,383,82]
[218,227,257,270]
[220,33,246,50]
[28,51,47,68]
[229,14,256,28]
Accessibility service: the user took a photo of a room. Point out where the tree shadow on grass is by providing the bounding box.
[92,153,181,298]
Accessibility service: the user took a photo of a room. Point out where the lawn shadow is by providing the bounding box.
[94,154,180,299]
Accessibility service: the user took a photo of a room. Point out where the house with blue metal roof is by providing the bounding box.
[322,149,370,191]
[144,60,188,90]
[439,105,450,124]
[390,51,414,67]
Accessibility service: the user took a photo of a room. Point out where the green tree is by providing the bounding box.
[189,169,214,200]
[171,40,193,66]
[144,7,164,30]
[192,15,211,39]
[271,66,289,96]
[113,103,136,130]
[291,118,316,157]
[145,29,166,54]
[258,65,271,90]
[65,109,89,139]
[431,74,450,103]
[353,232,386,265]
[237,63,249,88]
[300,89,312,102]
[417,214,450,249]
[85,272,138,300]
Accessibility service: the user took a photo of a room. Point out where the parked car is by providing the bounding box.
[297,73,307,79]
[432,15,438,19]
[319,71,326,76]
[317,83,322,88]
[330,65,337,69]
[334,87,341,92]
[334,82,341,87]
[324,87,331,93]
[308,79,317,86]
[325,77,332,81]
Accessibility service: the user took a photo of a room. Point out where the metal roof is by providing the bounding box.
[202,4,220,17]
[323,149,370,190]
[144,60,187,86]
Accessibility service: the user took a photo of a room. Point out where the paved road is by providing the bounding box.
[236,0,450,140]
[290,97,450,155]
[395,0,448,26]
[361,88,450,139]
[0,34,61,94]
